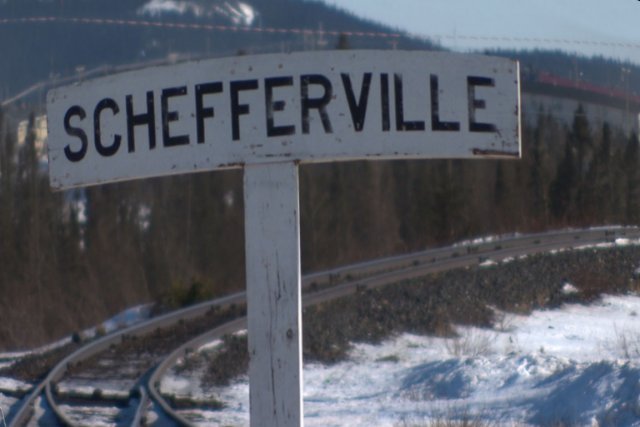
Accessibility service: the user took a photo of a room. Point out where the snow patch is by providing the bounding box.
[138,0,204,17]
[455,233,519,247]
[58,404,123,427]
[99,304,151,335]
[54,383,131,400]
[0,377,31,394]
[478,258,497,267]
[616,238,632,246]
[196,338,223,353]
[562,282,579,295]
[137,0,257,26]
[195,294,640,426]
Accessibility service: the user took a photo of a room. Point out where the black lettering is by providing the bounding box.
[63,106,88,162]
[300,74,333,134]
[341,73,372,132]
[265,76,295,137]
[231,79,259,141]
[394,74,425,131]
[126,91,156,152]
[381,73,390,132]
[93,98,121,157]
[195,82,223,144]
[161,86,190,147]
[430,74,460,132]
[467,76,497,132]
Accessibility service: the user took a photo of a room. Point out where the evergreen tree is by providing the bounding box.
[0,108,17,283]
[549,135,576,222]
[427,160,466,243]
[584,123,614,223]
[623,133,640,224]
[494,162,506,207]
[549,105,594,223]
[15,115,44,318]
[336,33,350,50]
[528,117,549,226]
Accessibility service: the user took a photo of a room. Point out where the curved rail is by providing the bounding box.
[148,317,248,427]
[9,226,639,426]
[303,226,640,291]
[9,292,245,427]
[147,226,640,425]
[130,386,147,427]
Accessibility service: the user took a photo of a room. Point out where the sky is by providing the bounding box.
[323,0,640,64]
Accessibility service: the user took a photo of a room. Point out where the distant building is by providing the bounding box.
[521,72,640,139]
[17,115,48,163]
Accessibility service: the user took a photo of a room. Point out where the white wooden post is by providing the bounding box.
[46,50,520,427]
[244,161,303,427]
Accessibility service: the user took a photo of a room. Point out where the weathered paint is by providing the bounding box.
[47,50,521,190]
[244,162,302,427]
[45,51,522,427]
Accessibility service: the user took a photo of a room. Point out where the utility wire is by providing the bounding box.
[425,33,640,49]
[2,16,640,50]
[0,16,401,39]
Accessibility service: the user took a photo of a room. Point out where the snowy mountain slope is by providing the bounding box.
[1,0,430,105]
[137,0,258,26]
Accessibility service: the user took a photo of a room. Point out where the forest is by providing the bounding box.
[0,100,638,350]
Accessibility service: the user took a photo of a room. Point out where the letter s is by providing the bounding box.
[63,106,88,162]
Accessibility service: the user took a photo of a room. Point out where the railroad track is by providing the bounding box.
[6,226,639,426]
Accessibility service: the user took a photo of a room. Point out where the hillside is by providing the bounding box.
[2,0,640,351]
[4,0,640,110]
[492,49,640,97]
[0,0,436,105]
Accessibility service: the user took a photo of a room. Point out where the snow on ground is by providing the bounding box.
[165,294,640,426]
[5,233,640,425]
[0,304,151,367]
[99,304,152,335]
[0,394,16,424]
[0,377,31,395]
[54,381,132,400]
[57,404,122,427]
[0,304,151,422]
[453,226,629,248]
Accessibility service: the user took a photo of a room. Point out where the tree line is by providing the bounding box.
[0,104,638,350]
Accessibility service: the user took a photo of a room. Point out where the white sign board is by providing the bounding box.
[47,50,520,189]
[46,50,521,427]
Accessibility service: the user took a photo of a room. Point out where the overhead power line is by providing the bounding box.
[427,33,640,50]
[0,16,401,39]
[2,16,640,50]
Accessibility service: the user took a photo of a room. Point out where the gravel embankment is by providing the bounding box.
[202,246,640,387]
[303,246,640,363]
